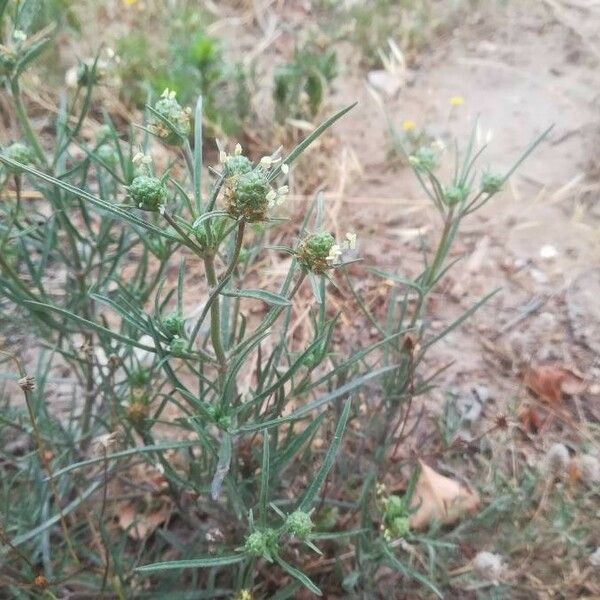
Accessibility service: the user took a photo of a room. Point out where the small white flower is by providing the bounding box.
[277,185,289,195]
[234,143,242,156]
[260,156,273,168]
[161,88,176,99]
[158,204,166,215]
[281,163,289,175]
[345,232,357,250]
[133,151,152,165]
[266,189,277,205]
[326,244,342,263]
[65,66,79,88]
[13,30,27,42]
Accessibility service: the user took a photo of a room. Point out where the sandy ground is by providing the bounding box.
[309,0,600,435]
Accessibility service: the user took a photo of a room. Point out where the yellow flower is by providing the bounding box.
[450,95,464,107]
[402,119,416,132]
[235,591,253,600]
[123,0,138,5]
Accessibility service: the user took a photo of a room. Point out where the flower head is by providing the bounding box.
[481,171,504,195]
[443,183,470,206]
[408,146,437,173]
[450,95,465,107]
[286,510,314,540]
[128,175,168,211]
[2,142,37,174]
[225,168,280,222]
[151,91,191,146]
[402,119,416,132]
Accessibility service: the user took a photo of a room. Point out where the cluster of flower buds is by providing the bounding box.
[221,144,289,222]
[480,171,504,195]
[0,30,30,78]
[443,183,470,206]
[285,510,314,540]
[128,157,168,212]
[242,528,279,560]
[1,142,36,174]
[408,146,438,173]
[296,231,357,273]
[151,89,191,146]
[379,492,411,542]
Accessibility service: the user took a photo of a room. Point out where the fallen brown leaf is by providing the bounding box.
[118,502,170,540]
[409,461,480,530]
[518,406,542,434]
[524,364,586,405]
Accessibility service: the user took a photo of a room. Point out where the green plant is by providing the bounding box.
[273,42,337,123]
[115,19,250,136]
[0,4,553,597]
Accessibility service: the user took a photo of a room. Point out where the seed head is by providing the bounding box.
[151,90,191,146]
[296,232,336,274]
[2,142,36,174]
[128,175,168,211]
[223,154,253,178]
[162,312,185,338]
[481,171,504,195]
[168,336,187,357]
[443,184,470,206]
[127,401,149,425]
[226,169,271,222]
[243,529,278,559]
[408,146,437,173]
[18,375,35,391]
[286,510,314,540]
[96,144,118,169]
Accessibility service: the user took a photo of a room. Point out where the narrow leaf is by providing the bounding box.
[297,399,351,511]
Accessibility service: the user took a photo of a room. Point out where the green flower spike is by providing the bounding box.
[2,142,36,174]
[128,175,168,212]
[296,232,336,274]
[151,89,191,146]
[286,510,314,540]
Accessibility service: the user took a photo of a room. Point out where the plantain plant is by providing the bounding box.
[0,2,550,597]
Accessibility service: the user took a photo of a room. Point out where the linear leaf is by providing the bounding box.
[275,556,321,596]
[297,398,351,512]
[221,288,291,306]
[136,554,243,573]
[237,363,399,433]
[268,103,356,181]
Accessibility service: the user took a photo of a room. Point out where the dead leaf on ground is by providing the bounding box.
[118,502,171,540]
[409,461,480,530]
[523,364,586,405]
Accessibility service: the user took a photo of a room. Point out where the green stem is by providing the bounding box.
[188,220,246,349]
[10,78,47,167]
[204,253,227,371]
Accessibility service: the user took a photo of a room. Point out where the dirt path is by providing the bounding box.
[323,0,600,427]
